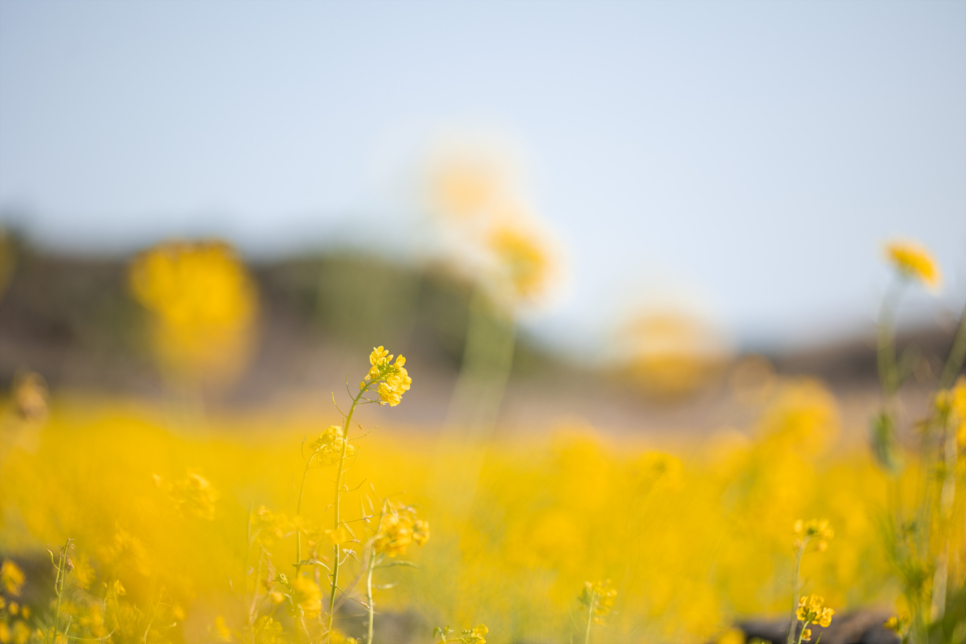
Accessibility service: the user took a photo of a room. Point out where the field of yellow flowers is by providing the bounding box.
[0,370,962,644]
[0,223,964,644]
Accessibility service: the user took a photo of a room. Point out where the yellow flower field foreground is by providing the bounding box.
[0,379,960,644]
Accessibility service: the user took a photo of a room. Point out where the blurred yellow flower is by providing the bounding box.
[213,615,232,642]
[310,426,355,466]
[0,561,24,596]
[291,577,321,617]
[129,240,257,384]
[488,224,551,303]
[373,502,429,557]
[579,579,617,625]
[793,518,834,552]
[884,240,941,291]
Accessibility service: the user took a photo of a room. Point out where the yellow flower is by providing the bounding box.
[488,225,551,303]
[793,519,834,552]
[129,240,258,383]
[796,595,834,629]
[363,348,412,406]
[330,630,359,644]
[169,473,220,520]
[885,240,941,290]
[213,616,232,642]
[717,628,745,644]
[579,580,617,624]
[310,426,355,466]
[0,561,25,596]
[883,615,907,634]
[373,502,428,556]
[413,519,431,546]
[463,625,488,644]
[291,577,321,617]
[801,628,812,641]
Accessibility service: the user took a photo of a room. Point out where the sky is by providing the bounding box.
[1,0,964,357]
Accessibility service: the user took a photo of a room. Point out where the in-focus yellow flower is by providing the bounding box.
[884,240,941,291]
[362,347,412,407]
[800,628,812,641]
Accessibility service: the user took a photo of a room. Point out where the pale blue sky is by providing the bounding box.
[1,0,964,356]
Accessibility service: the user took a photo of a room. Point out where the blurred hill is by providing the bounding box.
[0,238,961,437]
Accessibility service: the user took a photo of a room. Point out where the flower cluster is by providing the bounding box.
[0,560,30,644]
[884,240,942,291]
[793,519,834,552]
[310,425,355,466]
[0,562,24,597]
[128,240,257,382]
[362,346,412,407]
[434,624,488,644]
[155,472,220,521]
[488,225,551,302]
[796,594,834,641]
[372,502,430,557]
[578,579,617,625]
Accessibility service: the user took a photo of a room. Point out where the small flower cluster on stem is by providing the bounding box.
[794,594,834,643]
[578,580,616,644]
[787,519,833,644]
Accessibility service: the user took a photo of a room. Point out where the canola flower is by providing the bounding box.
[363,501,430,644]
[2,373,959,644]
[129,240,257,383]
[578,580,617,644]
[321,347,413,641]
[0,562,23,597]
[362,347,412,407]
[792,519,834,553]
[794,595,834,643]
[487,224,552,305]
[884,240,941,291]
[787,520,833,644]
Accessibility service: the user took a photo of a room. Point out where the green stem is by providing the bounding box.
[787,540,807,644]
[50,540,71,644]
[877,280,904,400]
[583,592,597,644]
[365,550,378,644]
[294,452,319,580]
[326,388,366,639]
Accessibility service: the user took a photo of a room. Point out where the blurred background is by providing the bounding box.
[0,3,965,642]
[1,0,964,432]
